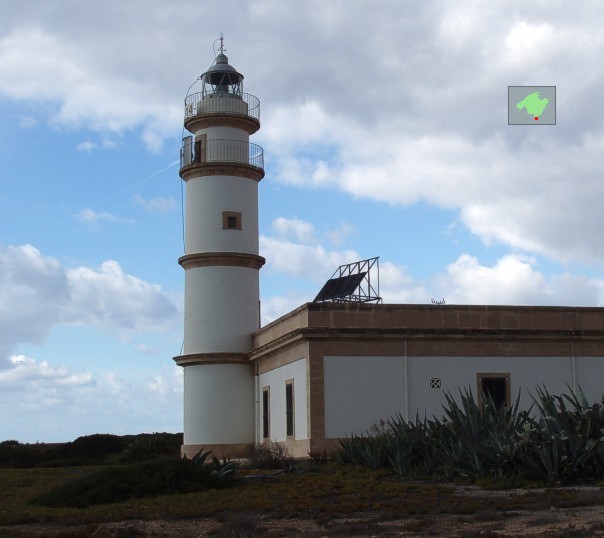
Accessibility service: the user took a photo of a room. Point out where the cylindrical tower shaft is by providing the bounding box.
[174,49,264,459]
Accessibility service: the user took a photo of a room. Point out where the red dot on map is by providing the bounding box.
[534,117,538,120]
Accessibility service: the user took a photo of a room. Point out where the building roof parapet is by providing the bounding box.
[254,302,604,347]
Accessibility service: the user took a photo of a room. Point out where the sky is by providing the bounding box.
[2,0,604,442]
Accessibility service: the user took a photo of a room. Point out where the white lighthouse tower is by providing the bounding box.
[174,39,264,458]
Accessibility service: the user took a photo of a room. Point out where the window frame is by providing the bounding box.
[222,211,242,230]
[476,372,511,409]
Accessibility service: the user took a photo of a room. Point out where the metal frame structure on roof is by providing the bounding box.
[313,257,382,304]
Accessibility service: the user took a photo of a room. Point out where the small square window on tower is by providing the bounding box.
[222,211,242,230]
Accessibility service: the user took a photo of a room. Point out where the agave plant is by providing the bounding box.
[191,448,239,486]
[336,386,604,484]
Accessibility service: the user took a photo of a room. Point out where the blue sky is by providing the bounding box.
[2,0,604,442]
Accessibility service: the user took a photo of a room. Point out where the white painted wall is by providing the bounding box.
[320,354,604,440]
[574,357,604,403]
[183,363,254,445]
[200,126,249,143]
[185,176,259,254]
[407,356,572,420]
[184,265,259,354]
[324,356,406,438]
[256,358,308,443]
[180,84,260,452]
[197,94,248,116]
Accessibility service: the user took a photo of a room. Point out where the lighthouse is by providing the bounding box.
[174,39,264,459]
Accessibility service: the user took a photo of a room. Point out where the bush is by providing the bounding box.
[0,432,184,468]
[121,432,183,461]
[0,440,44,468]
[250,442,294,469]
[31,451,238,508]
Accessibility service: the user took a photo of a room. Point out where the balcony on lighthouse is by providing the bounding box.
[180,48,263,180]
[183,52,260,127]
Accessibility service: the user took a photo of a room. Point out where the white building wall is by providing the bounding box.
[320,354,604,439]
[183,363,254,445]
[407,356,572,420]
[324,356,406,438]
[183,265,259,354]
[575,357,604,402]
[256,358,308,443]
[185,176,259,254]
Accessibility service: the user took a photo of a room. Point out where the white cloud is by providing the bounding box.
[260,235,359,280]
[260,293,309,326]
[436,254,603,306]
[1,0,604,442]
[76,208,130,229]
[1,2,603,266]
[147,366,183,401]
[271,217,315,243]
[76,138,117,152]
[0,354,183,442]
[65,260,178,332]
[0,244,68,363]
[18,115,37,129]
[135,343,161,355]
[379,261,429,304]
[133,194,176,214]
[259,222,604,310]
[326,222,355,248]
[0,244,179,364]
[503,21,556,67]
[0,21,181,151]
[0,355,94,391]
[76,141,95,152]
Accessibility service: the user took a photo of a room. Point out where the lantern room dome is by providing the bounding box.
[203,53,244,85]
[201,52,244,96]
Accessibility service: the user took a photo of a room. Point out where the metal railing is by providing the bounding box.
[180,138,264,170]
[184,92,260,121]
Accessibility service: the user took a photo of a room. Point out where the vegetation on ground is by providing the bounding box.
[30,450,238,508]
[3,389,604,534]
[2,460,604,532]
[249,441,294,469]
[0,432,182,468]
[336,387,604,484]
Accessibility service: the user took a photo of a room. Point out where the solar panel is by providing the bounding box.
[313,272,366,302]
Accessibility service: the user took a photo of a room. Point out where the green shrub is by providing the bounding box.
[518,387,604,483]
[33,434,132,467]
[0,440,44,468]
[121,432,183,461]
[0,432,184,468]
[31,452,238,508]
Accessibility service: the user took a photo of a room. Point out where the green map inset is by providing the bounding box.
[508,86,555,125]
[516,91,549,118]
